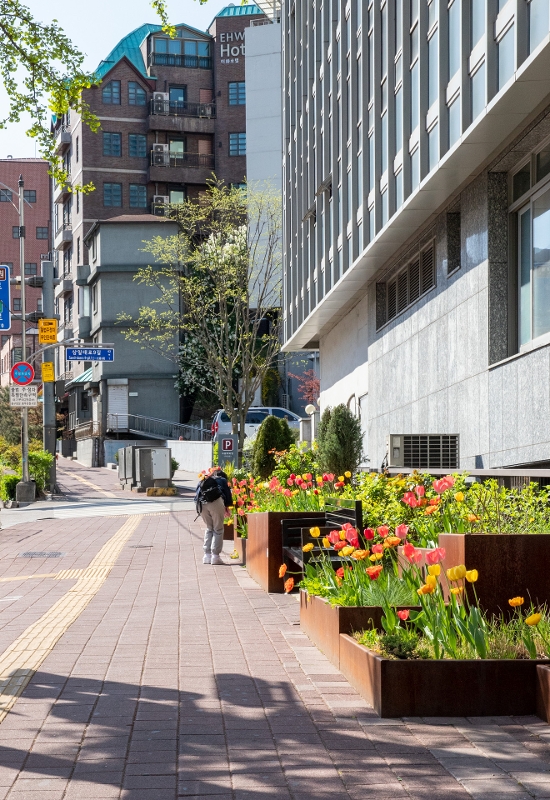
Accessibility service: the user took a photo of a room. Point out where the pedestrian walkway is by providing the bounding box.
[0,510,547,799]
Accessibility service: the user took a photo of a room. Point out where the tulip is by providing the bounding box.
[397,610,410,621]
[509,597,525,607]
[363,528,375,540]
[425,574,437,589]
[302,543,314,552]
[369,552,384,561]
[395,524,409,540]
[385,536,401,547]
[284,577,294,593]
[402,492,419,508]
[351,549,369,560]
[372,543,384,554]
[377,525,390,538]
[526,613,542,626]
[454,491,464,502]
[429,497,441,506]
[336,567,345,579]
[338,476,345,482]
[333,541,347,551]
[465,569,478,583]
[415,485,425,497]
[344,471,352,478]
[341,546,355,556]
[366,565,383,580]
[426,547,446,565]
[345,527,358,543]
[322,537,331,549]
[327,473,335,481]
[348,537,359,548]
[287,478,294,486]
[402,543,423,564]
[424,506,436,516]
[279,564,287,578]
[467,513,480,523]
[339,530,347,541]
[450,586,464,596]
[427,564,441,577]
[310,526,321,538]
[417,583,435,595]
[327,531,340,544]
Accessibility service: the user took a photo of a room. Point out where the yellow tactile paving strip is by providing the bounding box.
[0,514,143,723]
[68,472,118,498]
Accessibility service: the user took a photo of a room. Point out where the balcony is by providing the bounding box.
[148,52,212,70]
[148,151,215,185]
[53,178,72,204]
[147,100,216,134]
[54,223,73,251]
[54,126,71,155]
[78,315,91,338]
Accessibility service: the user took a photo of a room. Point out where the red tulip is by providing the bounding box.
[402,492,419,508]
[377,525,390,538]
[415,485,425,497]
[402,542,422,564]
[426,547,446,565]
[333,541,347,551]
[336,567,345,579]
[372,543,384,554]
[394,524,409,540]
[327,473,335,481]
[364,528,375,540]
[397,610,410,621]
[366,565,383,580]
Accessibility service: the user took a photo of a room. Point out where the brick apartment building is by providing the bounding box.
[50,4,266,455]
[0,158,51,388]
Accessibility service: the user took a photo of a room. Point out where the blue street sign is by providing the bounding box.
[0,264,11,331]
[66,347,114,362]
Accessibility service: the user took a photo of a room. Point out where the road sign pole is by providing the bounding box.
[18,175,31,495]
[41,261,56,493]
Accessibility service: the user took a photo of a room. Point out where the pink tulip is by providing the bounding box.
[415,485,425,497]
[348,537,359,548]
[372,543,384,554]
[377,525,390,538]
[363,528,375,540]
[327,530,341,545]
[345,527,358,543]
[287,478,294,486]
[402,492,419,508]
[394,524,409,540]
[425,547,446,565]
[402,543,422,564]
[397,610,410,621]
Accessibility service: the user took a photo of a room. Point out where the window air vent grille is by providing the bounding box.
[387,280,397,320]
[380,241,435,328]
[409,258,420,302]
[403,435,459,469]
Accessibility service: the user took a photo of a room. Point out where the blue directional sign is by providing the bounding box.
[0,265,11,331]
[66,347,114,362]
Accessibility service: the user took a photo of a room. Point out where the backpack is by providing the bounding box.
[195,475,223,515]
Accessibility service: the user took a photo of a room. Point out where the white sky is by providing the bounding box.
[0,0,230,158]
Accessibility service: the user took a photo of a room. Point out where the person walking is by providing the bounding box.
[195,469,233,565]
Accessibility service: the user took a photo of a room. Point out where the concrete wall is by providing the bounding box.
[76,438,94,467]
[103,439,165,466]
[166,440,212,474]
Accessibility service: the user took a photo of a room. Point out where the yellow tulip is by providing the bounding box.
[417,583,435,595]
[351,549,369,560]
[322,537,331,548]
[344,471,352,478]
[454,564,467,579]
[454,491,464,502]
[465,569,478,583]
[338,476,345,482]
[446,567,457,581]
[302,542,314,552]
[450,586,464,596]
[526,613,542,626]
[310,526,321,538]
[509,596,525,607]
[427,564,441,577]
[369,552,384,561]
[425,574,437,589]
[341,546,355,557]
[339,530,347,540]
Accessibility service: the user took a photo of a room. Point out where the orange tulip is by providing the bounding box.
[284,577,295,593]
[279,564,287,578]
[366,565,383,580]
[509,597,524,607]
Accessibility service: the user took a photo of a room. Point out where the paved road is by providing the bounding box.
[0,463,547,797]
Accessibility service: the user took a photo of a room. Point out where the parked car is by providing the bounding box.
[211,407,303,438]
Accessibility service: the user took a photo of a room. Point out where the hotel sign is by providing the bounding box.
[219,31,245,63]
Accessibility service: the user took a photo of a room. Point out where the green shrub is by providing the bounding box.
[212,440,219,466]
[171,457,179,477]
[0,474,20,501]
[317,403,363,476]
[28,450,54,495]
[252,415,294,479]
[261,367,281,405]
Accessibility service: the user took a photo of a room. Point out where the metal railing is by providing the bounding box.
[55,221,72,235]
[148,53,212,70]
[75,421,101,440]
[149,99,216,118]
[106,413,211,442]
[150,151,215,169]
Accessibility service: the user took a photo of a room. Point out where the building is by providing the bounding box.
[51,4,264,452]
[0,158,51,388]
[282,0,550,470]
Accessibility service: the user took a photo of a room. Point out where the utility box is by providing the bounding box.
[118,446,137,488]
[118,446,172,489]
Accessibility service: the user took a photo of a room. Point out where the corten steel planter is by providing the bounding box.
[223,522,234,541]
[439,533,550,617]
[246,511,325,593]
[339,634,550,718]
[300,591,420,669]
[537,665,550,722]
[233,531,247,565]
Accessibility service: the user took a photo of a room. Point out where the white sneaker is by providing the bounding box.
[202,554,211,564]
[211,554,223,565]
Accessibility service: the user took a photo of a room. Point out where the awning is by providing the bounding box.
[66,367,93,388]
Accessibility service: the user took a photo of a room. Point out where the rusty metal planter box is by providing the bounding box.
[339,634,550,718]
[246,512,324,593]
[439,533,550,617]
[233,531,246,565]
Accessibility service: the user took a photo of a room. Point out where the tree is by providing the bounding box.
[119,180,283,460]
[317,404,363,476]
[0,0,173,184]
[287,368,320,405]
[0,387,42,444]
[252,415,294,479]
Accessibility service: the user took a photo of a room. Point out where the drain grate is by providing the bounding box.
[129,545,153,549]
[19,552,66,558]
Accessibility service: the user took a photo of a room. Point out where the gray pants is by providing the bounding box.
[201,497,225,555]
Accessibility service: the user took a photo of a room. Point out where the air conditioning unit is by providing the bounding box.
[152,91,169,115]
[151,195,170,216]
[387,434,460,469]
[152,143,169,166]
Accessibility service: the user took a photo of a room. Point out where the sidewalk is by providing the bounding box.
[0,510,546,798]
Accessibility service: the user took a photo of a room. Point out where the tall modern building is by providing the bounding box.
[50,4,265,454]
[0,158,51,388]
[282,0,550,470]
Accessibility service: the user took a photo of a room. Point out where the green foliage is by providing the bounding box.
[0,389,42,444]
[0,474,19,501]
[272,442,320,484]
[466,479,550,534]
[317,404,363,476]
[261,367,281,405]
[171,457,179,477]
[317,407,331,444]
[212,441,219,466]
[252,415,294,480]
[380,628,426,660]
[27,450,54,494]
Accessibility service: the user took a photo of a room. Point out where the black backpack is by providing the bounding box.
[195,475,222,515]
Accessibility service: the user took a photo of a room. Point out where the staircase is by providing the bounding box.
[106,413,211,442]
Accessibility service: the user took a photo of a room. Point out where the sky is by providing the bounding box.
[0,0,230,159]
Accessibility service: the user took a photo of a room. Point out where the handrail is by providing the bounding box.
[149,99,216,119]
[149,151,215,169]
[106,413,211,442]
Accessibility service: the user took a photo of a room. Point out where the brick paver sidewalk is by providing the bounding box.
[0,510,547,799]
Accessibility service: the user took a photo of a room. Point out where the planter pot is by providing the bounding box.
[339,634,550,718]
[439,533,550,617]
[233,532,247,565]
[246,511,325,593]
[223,522,234,541]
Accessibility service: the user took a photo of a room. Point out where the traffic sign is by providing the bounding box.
[38,318,57,344]
[66,347,114,362]
[0,264,11,332]
[11,361,35,386]
[221,438,234,452]
[41,362,55,382]
[9,385,38,407]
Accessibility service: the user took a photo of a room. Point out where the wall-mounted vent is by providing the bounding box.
[376,241,436,329]
[388,434,459,469]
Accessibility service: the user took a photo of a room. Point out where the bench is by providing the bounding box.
[281,498,363,571]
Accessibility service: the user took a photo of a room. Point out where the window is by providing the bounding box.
[36,227,49,239]
[228,81,246,105]
[103,183,122,207]
[24,190,36,203]
[12,298,21,312]
[0,189,12,202]
[77,237,81,264]
[428,124,439,170]
[471,0,485,47]
[76,137,79,162]
[498,27,515,91]
[428,30,438,108]
[129,184,147,208]
[12,226,19,239]
[37,298,42,312]
[471,62,485,121]
[169,86,186,108]
[169,188,185,204]
[229,132,246,156]
[128,81,147,105]
[518,185,550,345]
[530,0,550,53]
[80,392,89,412]
[376,244,436,328]
[103,132,122,157]
[448,1,460,79]
[128,134,147,158]
[102,80,121,104]
[448,97,461,148]
[92,284,97,314]
[24,263,37,275]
